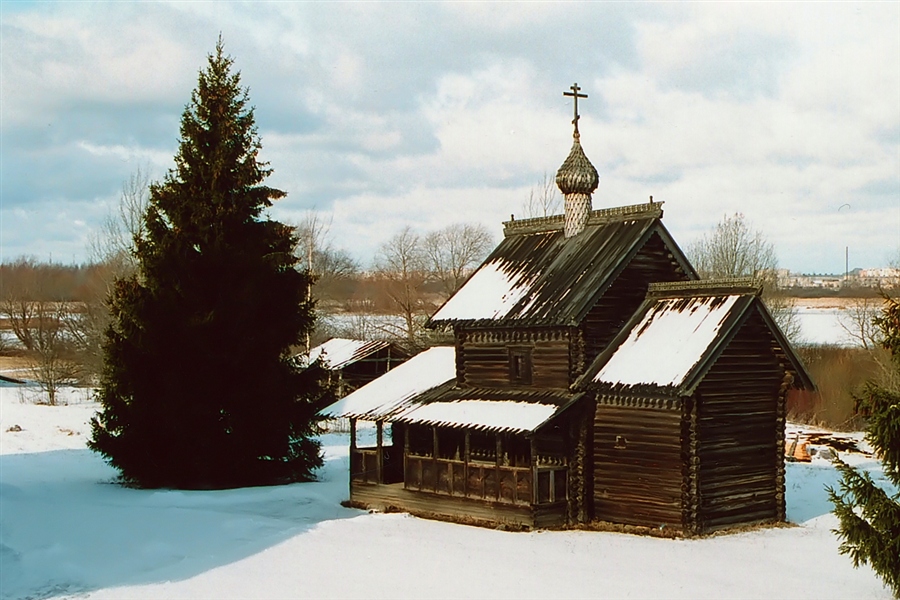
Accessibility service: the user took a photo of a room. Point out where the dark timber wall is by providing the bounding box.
[693,309,787,532]
[581,233,691,367]
[456,327,572,389]
[592,398,686,529]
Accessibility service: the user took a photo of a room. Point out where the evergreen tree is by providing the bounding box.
[829,293,900,597]
[89,39,327,489]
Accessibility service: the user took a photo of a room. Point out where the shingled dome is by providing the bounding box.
[555,134,599,195]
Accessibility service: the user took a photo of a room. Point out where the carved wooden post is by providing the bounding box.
[464,430,470,499]
[349,417,357,494]
[376,420,384,484]
[433,426,439,493]
[495,434,502,501]
[531,437,537,504]
[404,424,410,490]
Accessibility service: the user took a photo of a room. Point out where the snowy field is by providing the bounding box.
[796,307,856,346]
[320,308,857,347]
[0,387,894,600]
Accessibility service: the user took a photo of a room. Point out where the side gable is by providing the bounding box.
[577,280,813,397]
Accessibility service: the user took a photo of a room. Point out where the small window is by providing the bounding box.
[508,347,533,385]
[536,468,568,504]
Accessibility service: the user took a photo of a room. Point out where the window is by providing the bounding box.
[536,468,567,504]
[508,347,533,385]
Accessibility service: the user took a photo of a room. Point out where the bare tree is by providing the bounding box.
[28,301,80,405]
[3,295,37,353]
[839,295,900,392]
[688,212,778,281]
[88,166,152,277]
[521,172,562,218]
[294,211,359,305]
[1,268,80,403]
[1,257,40,351]
[840,297,884,351]
[423,222,493,296]
[374,226,431,346]
[687,212,801,344]
[69,167,154,382]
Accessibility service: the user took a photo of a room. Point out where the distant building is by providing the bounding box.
[853,268,900,288]
[302,338,410,397]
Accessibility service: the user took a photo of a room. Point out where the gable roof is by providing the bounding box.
[300,338,400,370]
[428,202,695,328]
[578,279,814,396]
[392,386,585,434]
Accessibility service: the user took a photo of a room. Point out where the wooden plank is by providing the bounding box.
[351,482,535,527]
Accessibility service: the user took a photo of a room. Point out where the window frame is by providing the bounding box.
[508,346,533,385]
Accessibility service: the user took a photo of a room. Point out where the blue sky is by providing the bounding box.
[1,1,898,273]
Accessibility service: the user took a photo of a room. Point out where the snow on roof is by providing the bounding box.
[594,295,741,389]
[393,400,559,434]
[428,205,691,327]
[430,260,538,322]
[318,347,456,420]
[304,338,391,370]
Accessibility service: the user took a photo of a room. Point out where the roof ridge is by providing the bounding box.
[503,201,663,237]
[647,277,762,298]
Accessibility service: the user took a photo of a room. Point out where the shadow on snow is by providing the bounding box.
[0,435,359,600]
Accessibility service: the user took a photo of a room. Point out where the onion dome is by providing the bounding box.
[555,133,599,196]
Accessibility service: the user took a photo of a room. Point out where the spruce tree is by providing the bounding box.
[829,293,900,597]
[89,39,327,489]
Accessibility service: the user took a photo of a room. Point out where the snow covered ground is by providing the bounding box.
[0,387,893,600]
[796,307,856,346]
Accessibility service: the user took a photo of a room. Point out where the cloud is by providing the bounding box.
[0,2,897,275]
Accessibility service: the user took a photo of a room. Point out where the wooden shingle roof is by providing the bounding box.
[428,202,695,328]
[577,279,814,396]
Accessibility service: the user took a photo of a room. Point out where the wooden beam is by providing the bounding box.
[376,420,384,484]
[404,424,410,491]
[496,434,503,501]
[433,426,440,493]
[464,431,470,500]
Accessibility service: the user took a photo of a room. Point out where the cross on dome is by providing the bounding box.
[563,83,588,135]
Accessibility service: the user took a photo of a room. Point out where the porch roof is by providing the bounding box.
[319,345,582,434]
[318,346,456,421]
[393,400,558,433]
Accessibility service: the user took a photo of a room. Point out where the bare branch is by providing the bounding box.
[687,212,800,344]
[423,222,493,296]
[521,172,562,218]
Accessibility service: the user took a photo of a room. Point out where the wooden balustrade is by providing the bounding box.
[403,454,536,505]
[351,446,403,484]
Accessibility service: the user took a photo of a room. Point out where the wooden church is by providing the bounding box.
[320,85,813,535]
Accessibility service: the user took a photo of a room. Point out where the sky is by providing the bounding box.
[1,2,898,274]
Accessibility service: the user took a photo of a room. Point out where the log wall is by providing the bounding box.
[693,310,786,532]
[456,327,572,389]
[592,399,686,530]
[581,233,690,367]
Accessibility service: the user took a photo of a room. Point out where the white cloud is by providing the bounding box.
[0,2,897,273]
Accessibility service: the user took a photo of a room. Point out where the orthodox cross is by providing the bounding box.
[563,83,587,134]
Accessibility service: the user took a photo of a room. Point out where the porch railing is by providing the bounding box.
[351,445,403,485]
[404,454,535,505]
